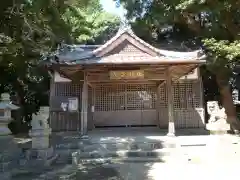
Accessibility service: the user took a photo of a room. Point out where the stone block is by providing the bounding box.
[115,142,129,150]
[138,143,153,150]
[31,136,50,149]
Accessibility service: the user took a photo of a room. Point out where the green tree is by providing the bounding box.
[0,0,120,133]
[117,0,240,131]
[0,0,75,133]
[63,0,120,44]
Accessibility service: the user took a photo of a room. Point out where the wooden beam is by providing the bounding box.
[169,64,198,81]
[84,64,168,71]
[156,80,166,88]
[88,80,159,84]
[172,67,197,81]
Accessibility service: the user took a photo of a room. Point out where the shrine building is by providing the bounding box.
[44,27,206,136]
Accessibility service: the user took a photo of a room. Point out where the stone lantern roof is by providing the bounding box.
[0,93,19,110]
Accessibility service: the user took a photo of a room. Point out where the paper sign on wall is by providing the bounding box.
[68,97,78,112]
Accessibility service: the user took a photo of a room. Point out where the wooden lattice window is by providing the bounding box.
[192,82,201,108]
[126,84,142,110]
[94,83,156,111]
[54,83,81,97]
[173,81,201,109]
[126,84,156,110]
[159,84,167,108]
[143,84,156,109]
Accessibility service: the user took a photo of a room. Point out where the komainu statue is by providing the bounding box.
[207,101,227,124]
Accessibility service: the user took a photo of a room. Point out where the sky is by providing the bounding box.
[100,0,125,20]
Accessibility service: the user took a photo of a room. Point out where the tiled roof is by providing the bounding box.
[56,44,99,62]
[45,26,206,65]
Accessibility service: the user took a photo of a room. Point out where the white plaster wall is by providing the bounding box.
[54,71,71,82]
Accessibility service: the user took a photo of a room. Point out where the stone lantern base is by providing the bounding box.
[28,128,54,161]
[0,117,12,136]
[25,106,58,166]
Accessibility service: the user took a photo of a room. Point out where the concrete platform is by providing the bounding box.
[88,127,210,146]
[51,127,240,156]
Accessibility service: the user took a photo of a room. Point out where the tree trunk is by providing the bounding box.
[216,74,240,132]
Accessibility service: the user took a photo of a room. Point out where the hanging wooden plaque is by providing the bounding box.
[109,70,144,80]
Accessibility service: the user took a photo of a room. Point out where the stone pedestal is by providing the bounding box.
[29,106,53,160]
[206,122,231,163]
[30,128,51,150]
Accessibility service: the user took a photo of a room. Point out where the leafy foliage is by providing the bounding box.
[117,0,240,129]
[0,0,120,134]
[63,1,120,44]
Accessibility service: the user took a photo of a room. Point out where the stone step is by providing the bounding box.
[84,142,175,152]
[78,149,172,158]
[72,148,176,165]
[92,142,166,151]
[54,140,176,150]
[79,157,166,163]
[76,155,184,164]
[54,140,176,160]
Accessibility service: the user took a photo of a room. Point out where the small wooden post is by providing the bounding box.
[81,72,88,135]
[166,67,175,136]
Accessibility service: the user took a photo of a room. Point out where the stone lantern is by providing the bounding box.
[0,93,20,180]
[0,93,19,136]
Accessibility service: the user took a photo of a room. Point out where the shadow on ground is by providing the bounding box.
[76,161,154,180]
[77,163,123,180]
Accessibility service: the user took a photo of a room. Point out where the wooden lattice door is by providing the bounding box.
[93,83,157,127]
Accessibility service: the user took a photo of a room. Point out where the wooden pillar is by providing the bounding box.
[156,82,161,127]
[49,72,55,130]
[81,72,88,135]
[166,67,175,136]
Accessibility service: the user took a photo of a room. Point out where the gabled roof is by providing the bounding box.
[45,26,206,66]
[93,26,161,57]
[93,26,205,60]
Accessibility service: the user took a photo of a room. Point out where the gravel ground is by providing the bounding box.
[10,131,240,180]
[9,160,239,180]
